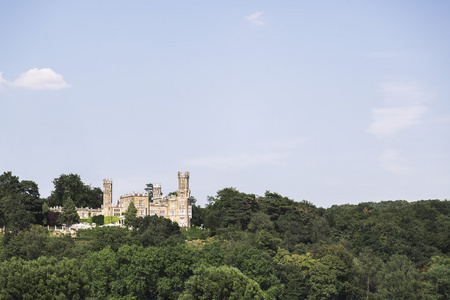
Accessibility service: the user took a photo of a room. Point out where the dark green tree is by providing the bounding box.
[145,183,153,202]
[47,173,102,208]
[0,171,43,226]
[179,265,266,300]
[132,215,183,247]
[92,214,105,226]
[0,256,90,299]
[205,188,258,233]
[422,256,450,300]
[354,248,384,300]
[58,197,79,226]
[123,202,137,227]
[375,254,420,300]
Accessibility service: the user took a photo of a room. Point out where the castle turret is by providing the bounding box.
[177,171,190,198]
[103,179,113,216]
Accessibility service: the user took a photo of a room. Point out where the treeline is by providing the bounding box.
[0,171,449,299]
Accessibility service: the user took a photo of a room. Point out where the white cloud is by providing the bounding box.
[185,152,284,170]
[367,106,426,138]
[379,149,413,174]
[246,11,265,26]
[0,72,8,90]
[10,68,70,90]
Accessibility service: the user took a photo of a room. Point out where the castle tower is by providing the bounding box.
[153,183,162,199]
[103,179,113,217]
[177,171,190,198]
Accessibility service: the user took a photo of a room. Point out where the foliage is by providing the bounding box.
[179,265,266,300]
[205,188,258,233]
[0,171,43,231]
[47,173,102,208]
[375,254,420,300]
[92,214,104,226]
[145,183,153,202]
[421,256,450,300]
[123,201,137,227]
[182,226,211,241]
[0,179,449,300]
[0,256,90,299]
[132,215,183,247]
[57,197,80,226]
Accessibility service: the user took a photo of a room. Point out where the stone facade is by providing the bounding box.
[102,171,192,228]
[54,172,193,228]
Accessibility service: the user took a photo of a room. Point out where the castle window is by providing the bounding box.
[160,210,165,216]
[139,209,145,216]
[82,212,86,218]
[179,209,185,216]
[139,200,143,207]
[169,210,175,216]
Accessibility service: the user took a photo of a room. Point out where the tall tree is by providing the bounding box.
[205,188,258,233]
[58,197,80,226]
[124,202,137,227]
[0,172,42,228]
[47,173,102,208]
[179,265,266,300]
[145,183,153,202]
[375,254,420,300]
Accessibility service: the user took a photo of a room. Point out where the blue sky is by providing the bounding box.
[1,1,449,207]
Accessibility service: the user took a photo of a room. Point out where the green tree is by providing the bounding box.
[124,201,137,227]
[375,254,420,300]
[179,265,266,300]
[0,194,34,233]
[205,188,258,233]
[354,248,383,300]
[0,171,43,226]
[0,256,90,299]
[145,183,153,202]
[47,173,102,208]
[58,197,79,226]
[92,214,105,226]
[132,215,183,247]
[421,257,450,300]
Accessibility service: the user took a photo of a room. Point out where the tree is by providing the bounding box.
[375,254,420,300]
[179,265,266,300]
[92,214,104,226]
[0,256,90,299]
[47,173,102,208]
[145,183,153,202]
[123,201,137,227]
[421,257,450,300]
[354,248,383,300]
[58,197,79,226]
[0,172,43,226]
[0,194,34,233]
[132,215,183,247]
[205,188,258,233]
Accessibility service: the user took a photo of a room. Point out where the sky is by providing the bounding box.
[1,1,449,208]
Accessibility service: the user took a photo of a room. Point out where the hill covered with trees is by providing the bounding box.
[0,171,449,299]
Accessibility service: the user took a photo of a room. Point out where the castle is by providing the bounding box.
[53,172,193,228]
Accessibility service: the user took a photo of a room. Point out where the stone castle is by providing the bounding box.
[53,172,192,228]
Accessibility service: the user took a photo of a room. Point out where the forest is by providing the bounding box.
[0,171,449,299]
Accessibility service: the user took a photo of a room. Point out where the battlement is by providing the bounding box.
[178,171,189,178]
[120,192,149,198]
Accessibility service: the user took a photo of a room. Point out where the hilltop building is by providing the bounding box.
[52,172,193,228]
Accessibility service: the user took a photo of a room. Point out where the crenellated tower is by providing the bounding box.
[177,171,190,198]
[103,179,113,216]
